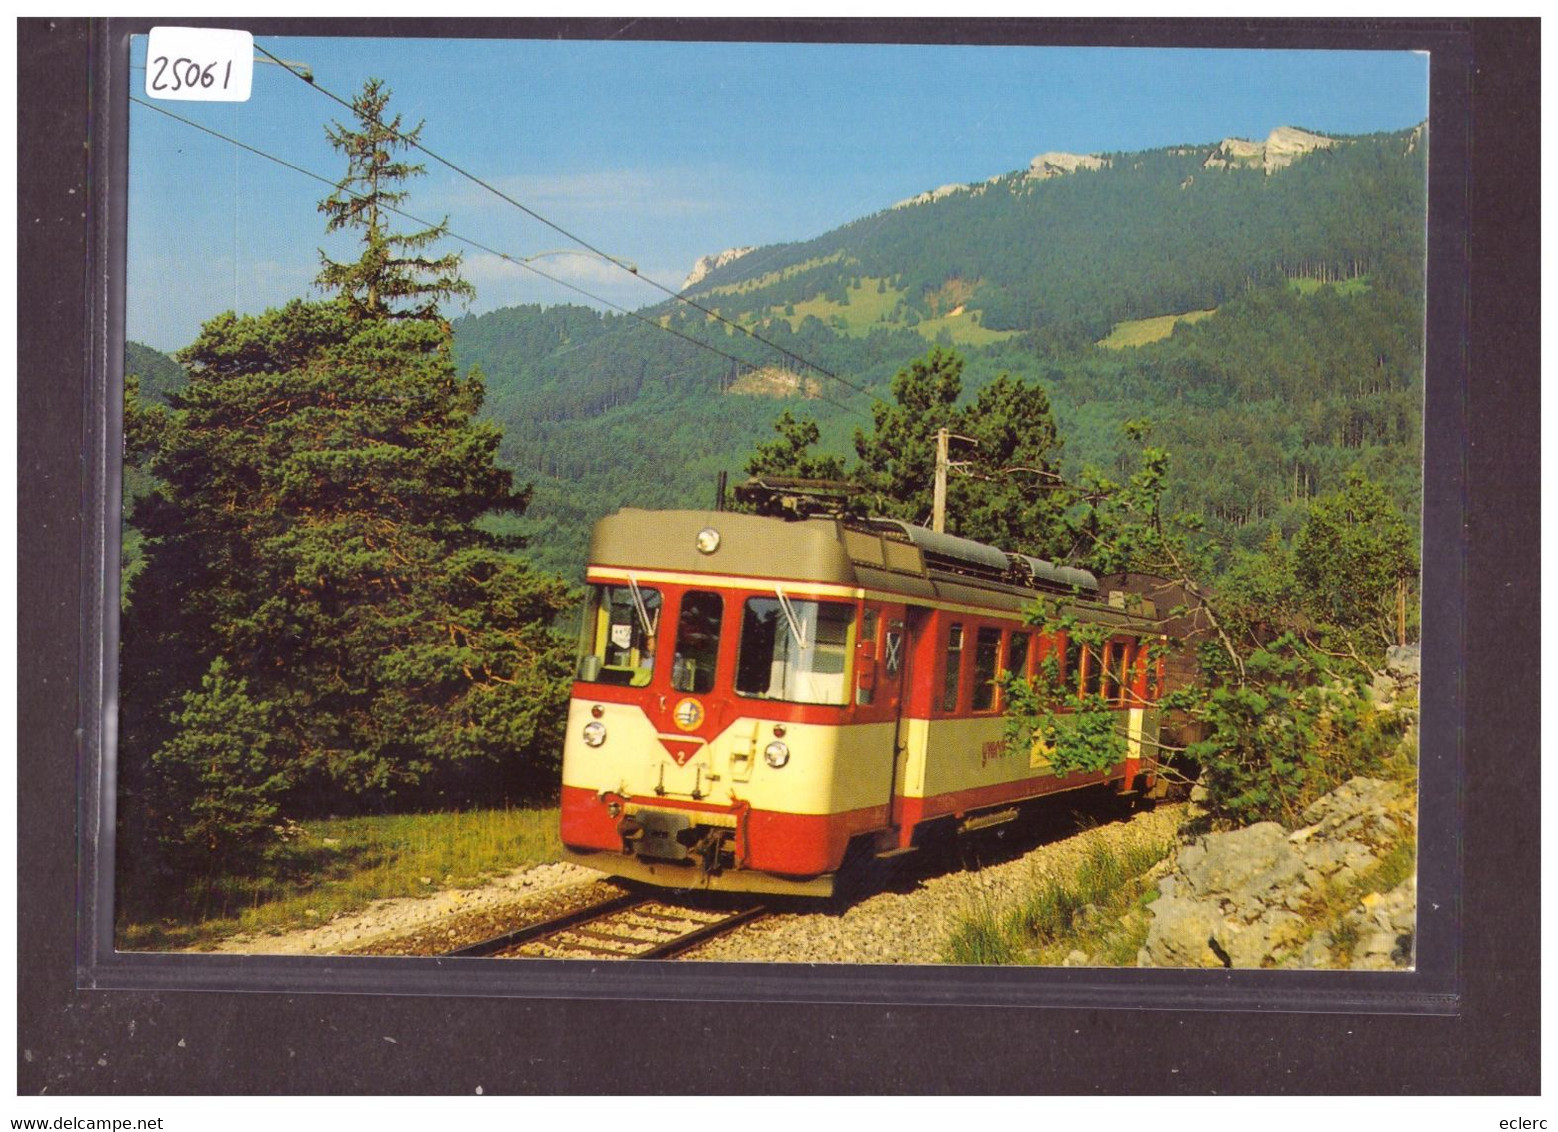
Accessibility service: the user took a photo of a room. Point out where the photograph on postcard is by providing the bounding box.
[114,33,1429,973]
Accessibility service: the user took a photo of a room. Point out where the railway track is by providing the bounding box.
[443,891,768,960]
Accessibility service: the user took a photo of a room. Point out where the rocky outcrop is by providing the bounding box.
[682,246,756,291]
[892,182,974,210]
[1027,151,1109,180]
[1263,126,1337,171]
[1204,136,1266,170]
[1204,126,1336,174]
[1139,777,1416,969]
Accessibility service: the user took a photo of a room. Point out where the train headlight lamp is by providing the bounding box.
[763,740,790,769]
[582,721,608,748]
[695,527,721,555]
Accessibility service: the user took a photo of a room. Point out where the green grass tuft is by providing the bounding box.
[942,834,1173,966]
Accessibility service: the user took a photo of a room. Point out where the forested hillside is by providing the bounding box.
[446,125,1424,578]
[687,127,1424,337]
[131,125,1426,581]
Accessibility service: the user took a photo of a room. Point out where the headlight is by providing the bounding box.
[763,740,790,768]
[582,721,607,748]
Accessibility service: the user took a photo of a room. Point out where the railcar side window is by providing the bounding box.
[735,597,854,706]
[941,623,964,713]
[578,583,661,686]
[972,626,1002,712]
[672,591,723,694]
[857,608,879,706]
[1065,636,1084,695]
[1007,632,1031,681]
[1081,638,1103,700]
[1103,639,1128,704]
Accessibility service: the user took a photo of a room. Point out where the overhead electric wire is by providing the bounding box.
[251,43,881,406]
[129,96,869,423]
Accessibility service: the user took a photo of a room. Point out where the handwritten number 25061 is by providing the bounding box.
[149,55,233,93]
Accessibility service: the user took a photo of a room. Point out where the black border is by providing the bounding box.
[19,18,1537,1093]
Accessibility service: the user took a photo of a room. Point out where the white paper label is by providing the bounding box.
[145,27,254,102]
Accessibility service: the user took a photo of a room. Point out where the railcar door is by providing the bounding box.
[854,600,911,831]
[885,606,930,829]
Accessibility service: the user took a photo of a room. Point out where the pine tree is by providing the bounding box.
[121,82,572,884]
[739,348,1076,558]
[851,345,965,525]
[743,410,847,481]
[150,658,291,870]
[316,78,474,321]
[955,372,1069,559]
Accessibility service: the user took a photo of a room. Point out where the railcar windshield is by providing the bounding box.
[577,581,661,687]
[671,590,723,694]
[735,596,854,706]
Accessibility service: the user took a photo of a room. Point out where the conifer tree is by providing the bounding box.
[121,81,571,887]
[748,347,1073,557]
[316,78,474,321]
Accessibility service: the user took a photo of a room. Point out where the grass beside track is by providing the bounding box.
[943,832,1174,966]
[117,806,562,952]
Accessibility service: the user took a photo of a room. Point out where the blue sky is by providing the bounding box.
[127,36,1429,352]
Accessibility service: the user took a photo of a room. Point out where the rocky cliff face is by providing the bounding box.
[892,182,977,210]
[1204,126,1337,174]
[1138,777,1416,969]
[682,246,756,291]
[1027,151,1109,179]
[891,150,1108,212]
[1137,647,1420,970]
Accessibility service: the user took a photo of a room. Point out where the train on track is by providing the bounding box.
[559,481,1176,897]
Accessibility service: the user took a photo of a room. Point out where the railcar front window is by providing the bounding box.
[577,583,662,687]
[672,591,723,694]
[735,597,853,706]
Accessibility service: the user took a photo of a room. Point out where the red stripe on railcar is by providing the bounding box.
[898,767,1118,832]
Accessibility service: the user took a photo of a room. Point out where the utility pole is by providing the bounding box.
[933,427,949,533]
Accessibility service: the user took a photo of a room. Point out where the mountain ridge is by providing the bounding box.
[127,123,1427,582]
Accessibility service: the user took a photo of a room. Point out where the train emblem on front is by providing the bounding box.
[672,697,704,731]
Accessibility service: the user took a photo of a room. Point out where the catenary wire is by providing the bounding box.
[129,96,869,423]
[250,43,881,405]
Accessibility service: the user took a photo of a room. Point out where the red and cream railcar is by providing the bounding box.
[559,506,1168,897]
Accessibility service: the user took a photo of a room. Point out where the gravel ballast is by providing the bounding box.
[687,801,1186,964]
[202,861,604,956]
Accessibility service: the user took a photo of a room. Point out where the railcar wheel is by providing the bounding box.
[830,835,902,906]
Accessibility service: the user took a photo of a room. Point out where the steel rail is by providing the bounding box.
[634,902,769,959]
[442,892,767,960]
[442,891,646,958]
